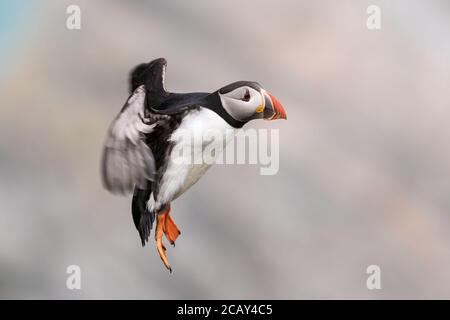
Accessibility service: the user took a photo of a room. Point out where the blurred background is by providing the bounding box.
[1,0,450,299]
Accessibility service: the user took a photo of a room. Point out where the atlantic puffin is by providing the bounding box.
[101,58,286,272]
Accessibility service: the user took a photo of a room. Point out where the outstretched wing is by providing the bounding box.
[130,57,169,107]
[130,57,209,115]
[101,85,157,194]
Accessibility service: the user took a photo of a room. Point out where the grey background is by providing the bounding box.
[1,0,450,299]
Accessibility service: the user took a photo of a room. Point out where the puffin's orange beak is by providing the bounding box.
[263,91,287,120]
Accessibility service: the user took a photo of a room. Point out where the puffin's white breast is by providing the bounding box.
[149,108,235,211]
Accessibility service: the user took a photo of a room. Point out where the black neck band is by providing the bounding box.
[200,92,246,129]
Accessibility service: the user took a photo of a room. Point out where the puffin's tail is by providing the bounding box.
[131,184,154,246]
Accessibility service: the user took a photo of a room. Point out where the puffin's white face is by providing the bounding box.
[218,86,264,122]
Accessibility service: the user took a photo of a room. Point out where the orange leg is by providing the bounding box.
[163,204,181,246]
[155,206,171,273]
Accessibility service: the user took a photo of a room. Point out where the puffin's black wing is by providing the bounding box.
[101,86,157,194]
[130,57,210,115]
[130,57,168,101]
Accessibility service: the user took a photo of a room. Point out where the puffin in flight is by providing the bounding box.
[101,58,286,272]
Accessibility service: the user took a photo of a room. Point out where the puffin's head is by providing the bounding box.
[218,81,287,124]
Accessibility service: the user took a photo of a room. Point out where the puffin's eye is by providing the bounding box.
[242,89,251,102]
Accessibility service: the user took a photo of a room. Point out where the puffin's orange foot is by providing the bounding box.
[155,209,171,273]
[163,206,181,246]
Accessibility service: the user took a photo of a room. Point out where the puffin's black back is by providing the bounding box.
[130,57,245,127]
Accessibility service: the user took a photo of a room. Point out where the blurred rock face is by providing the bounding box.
[1,0,450,299]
